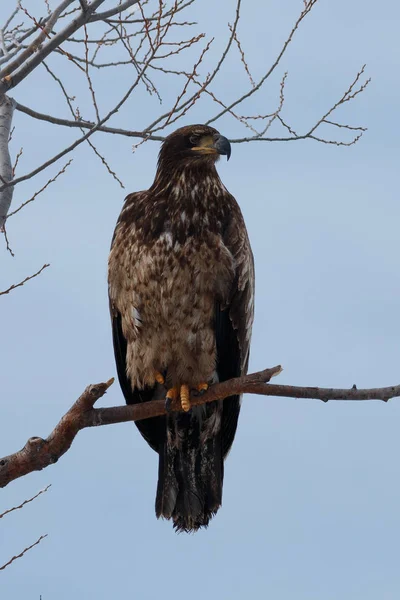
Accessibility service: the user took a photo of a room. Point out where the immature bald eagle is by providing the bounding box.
[108,124,254,532]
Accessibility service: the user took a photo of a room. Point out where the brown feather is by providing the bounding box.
[108,124,254,531]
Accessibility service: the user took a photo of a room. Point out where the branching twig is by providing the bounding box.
[206,0,318,126]
[1,366,400,489]
[0,0,75,81]
[6,159,72,219]
[0,18,164,193]
[0,0,366,209]
[0,0,106,94]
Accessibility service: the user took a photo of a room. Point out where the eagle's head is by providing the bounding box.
[158,124,231,169]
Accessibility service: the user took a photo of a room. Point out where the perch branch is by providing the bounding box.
[1,366,400,489]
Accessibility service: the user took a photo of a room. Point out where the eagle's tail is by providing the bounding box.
[155,404,223,533]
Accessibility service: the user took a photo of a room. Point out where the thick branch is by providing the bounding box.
[1,366,400,489]
[0,94,15,228]
[0,0,74,80]
[0,0,106,94]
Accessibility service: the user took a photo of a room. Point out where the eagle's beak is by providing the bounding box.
[192,134,232,161]
[213,134,231,161]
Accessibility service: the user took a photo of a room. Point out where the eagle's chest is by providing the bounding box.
[109,193,236,387]
[132,228,234,328]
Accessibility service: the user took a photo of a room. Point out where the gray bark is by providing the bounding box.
[0,95,15,229]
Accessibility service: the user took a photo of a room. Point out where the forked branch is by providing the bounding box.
[1,366,399,489]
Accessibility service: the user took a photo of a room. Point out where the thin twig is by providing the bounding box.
[206,0,318,126]
[0,485,51,519]
[0,40,160,192]
[7,159,72,218]
[12,146,23,176]
[144,0,242,133]
[2,223,14,256]
[89,0,141,23]
[0,535,48,571]
[0,0,75,81]
[0,0,106,94]
[0,263,49,296]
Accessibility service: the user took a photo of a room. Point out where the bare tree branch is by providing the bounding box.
[2,222,14,255]
[0,0,367,214]
[0,52,157,192]
[7,159,72,219]
[106,0,195,25]
[143,0,242,134]
[0,0,107,94]
[205,0,318,126]
[12,101,165,140]
[0,485,50,519]
[0,94,15,229]
[89,0,140,23]
[0,264,49,296]
[1,366,400,489]
[0,535,47,571]
[0,0,75,81]
[78,0,88,13]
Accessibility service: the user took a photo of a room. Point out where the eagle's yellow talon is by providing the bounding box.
[166,387,178,401]
[197,382,209,392]
[155,371,165,385]
[180,384,191,412]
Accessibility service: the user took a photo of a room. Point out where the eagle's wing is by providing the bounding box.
[217,201,255,458]
[109,197,165,453]
[110,305,164,452]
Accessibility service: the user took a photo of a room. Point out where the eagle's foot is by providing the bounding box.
[155,371,165,385]
[197,382,209,395]
[165,386,178,412]
[180,384,191,412]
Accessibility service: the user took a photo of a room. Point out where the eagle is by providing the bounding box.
[108,124,254,532]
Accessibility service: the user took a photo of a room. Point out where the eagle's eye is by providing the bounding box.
[189,135,200,146]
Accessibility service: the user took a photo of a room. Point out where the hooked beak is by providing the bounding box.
[213,134,231,161]
[191,133,232,161]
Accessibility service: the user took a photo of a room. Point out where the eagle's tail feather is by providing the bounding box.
[155,405,223,533]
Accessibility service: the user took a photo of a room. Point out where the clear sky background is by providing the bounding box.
[1,1,400,598]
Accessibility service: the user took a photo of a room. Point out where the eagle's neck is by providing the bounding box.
[145,161,230,241]
[151,162,226,203]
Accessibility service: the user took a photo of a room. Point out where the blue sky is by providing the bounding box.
[1,1,400,598]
